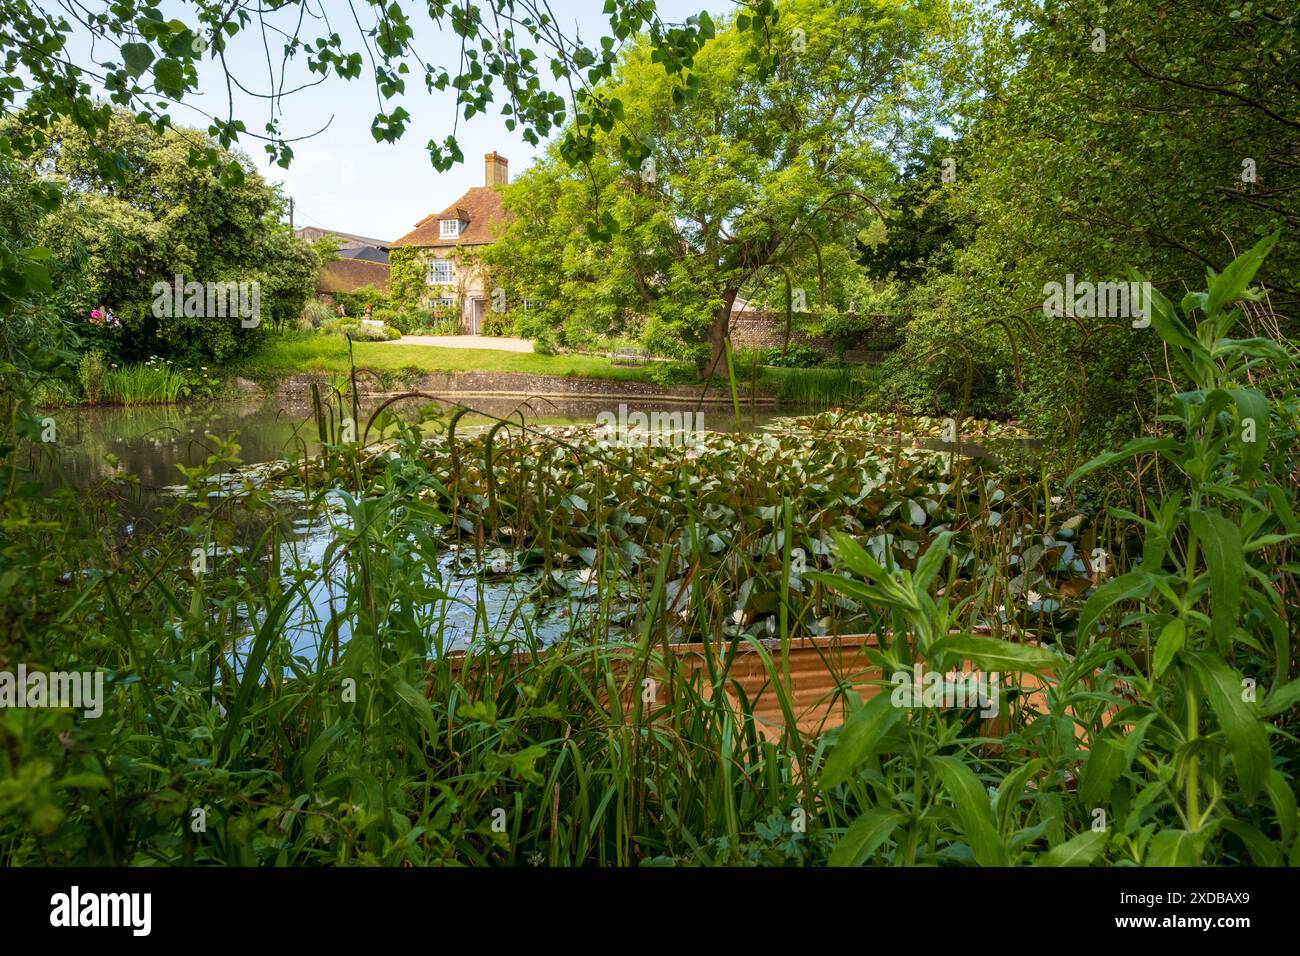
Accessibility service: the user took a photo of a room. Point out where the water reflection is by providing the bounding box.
[37,394,789,490]
[32,394,787,658]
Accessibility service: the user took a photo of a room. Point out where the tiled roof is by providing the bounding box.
[294,226,391,249]
[390,186,511,248]
[318,258,390,294]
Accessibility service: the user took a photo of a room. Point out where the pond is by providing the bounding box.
[29,394,799,654]
[34,394,794,491]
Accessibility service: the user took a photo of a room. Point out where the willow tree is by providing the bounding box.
[487,0,943,377]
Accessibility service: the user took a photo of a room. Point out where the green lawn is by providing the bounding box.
[240,333,678,383]
[235,332,878,406]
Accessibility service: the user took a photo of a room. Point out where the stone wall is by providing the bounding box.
[729,311,893,364]
[728,312,836,354]
[273,370,780,404]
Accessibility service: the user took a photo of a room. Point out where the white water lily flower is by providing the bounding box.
[731,608,744,625]
[575,568,597,585]
[1026,589,1043,606]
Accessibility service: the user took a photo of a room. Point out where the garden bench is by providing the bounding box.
[609,346,650,366]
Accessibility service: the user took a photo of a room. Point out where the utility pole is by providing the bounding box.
[289,196,294,231]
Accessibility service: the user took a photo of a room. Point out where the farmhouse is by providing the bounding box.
[390,151,512,334]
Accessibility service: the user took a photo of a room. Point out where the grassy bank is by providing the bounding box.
[240,333,676,383]
[234,333,881,409]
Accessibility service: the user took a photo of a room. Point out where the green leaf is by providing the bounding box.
[1204,230,1279,318]
[153,57,184,94]
[120,42,155,79]
[1265,485,1298,534]
[1146,828,1200,866]
[56,773,111,790]
[1261,676,1300,716]
[1141,280,1208,361]
[912,531,953,592]
[819,692,904,789]
[1076,571,1153,638]
[1232,389,1269,478]
[1080,737,1127,807]
[387,673,441,747]
[1221,820,1278,866]
[829,809,907,867]
[301,719,349,788]
[1152,618,1185,678]
[1065,437,1178,487]
[930,755,1009,866]
[1035,830,1107,866]
[1189,509,1243,650]
[927,634,1060,672]
[22,261,52,294]
[218,588,298,762]
[1185,651,1269,803]
[1263,769,1297,847]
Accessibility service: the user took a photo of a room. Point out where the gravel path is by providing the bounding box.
[378,335,535,352]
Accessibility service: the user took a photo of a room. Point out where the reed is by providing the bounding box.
[97,364,190,405]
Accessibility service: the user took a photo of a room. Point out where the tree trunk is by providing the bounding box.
[698,289,737,380]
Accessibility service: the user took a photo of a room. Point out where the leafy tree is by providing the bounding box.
[0,0,755,387]
[32,111,318,363]
[858,137,965,284]
[880,0,1299,451]
[487,0,942,376]
[0,0,729,174]
[0,154,65,459]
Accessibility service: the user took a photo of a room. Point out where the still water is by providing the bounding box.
[35,394,788,490]
[30,395,791,653]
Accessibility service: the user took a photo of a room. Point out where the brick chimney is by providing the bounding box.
[484,151,508,186]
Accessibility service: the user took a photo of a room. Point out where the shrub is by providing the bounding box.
[77,348,106,404]
[760,343,823,368]
[480,310,512,336]
[334,284,391,318]
[301,299,334,329]
[342,322,401,342]
[413,317,459,336]
[647,361,697,387]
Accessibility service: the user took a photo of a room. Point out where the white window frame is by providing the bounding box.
[430,298,454,310]
[439,219,462,239]
[427,259,455,285]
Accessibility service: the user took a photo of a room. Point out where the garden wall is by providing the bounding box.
[273,371,780,404]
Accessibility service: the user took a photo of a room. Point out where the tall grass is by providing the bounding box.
[98,364,190,405]
[766,364,881,408]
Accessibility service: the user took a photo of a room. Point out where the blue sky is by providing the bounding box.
[162,1,731,240]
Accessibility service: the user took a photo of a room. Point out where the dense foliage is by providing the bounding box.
[2,251,1295,865]
[0,0,1296,870]
[485,0,937,375]
[873,0,1299,451]
[28,112,318,365]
